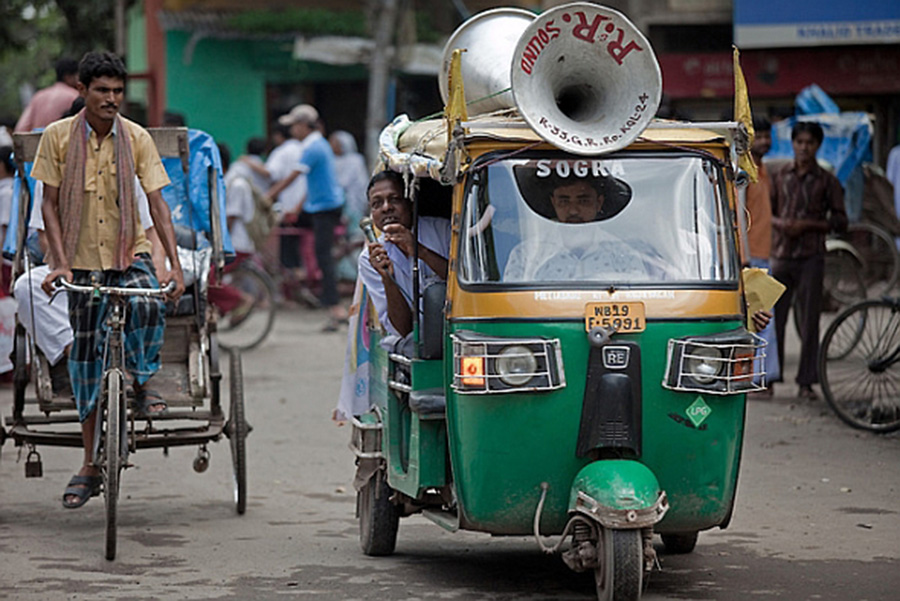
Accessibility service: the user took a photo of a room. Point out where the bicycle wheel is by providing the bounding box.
[228,350,248,514]
[104,370,125,560]
[845,223,900,295]
[218,265,276,351]
[819,299,900,433]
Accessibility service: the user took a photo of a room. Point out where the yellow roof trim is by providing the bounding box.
[396,114,728,163]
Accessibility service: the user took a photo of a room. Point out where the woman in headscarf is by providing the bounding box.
[329,130,370,281]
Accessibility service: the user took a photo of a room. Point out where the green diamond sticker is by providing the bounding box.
[686,396,712,427]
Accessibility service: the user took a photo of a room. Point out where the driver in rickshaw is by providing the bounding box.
[358,170,451,347]
[503,170,650,281]
[29,51,185,509]
[548,176,606,224]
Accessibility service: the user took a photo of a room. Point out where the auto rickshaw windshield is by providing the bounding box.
[459,154,739,287]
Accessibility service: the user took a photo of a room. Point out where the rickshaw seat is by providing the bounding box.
[409,388,446,419]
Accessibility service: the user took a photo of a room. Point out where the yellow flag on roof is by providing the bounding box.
[444,49,468,141]
[733,46,758,184]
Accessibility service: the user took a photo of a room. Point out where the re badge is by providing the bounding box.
[602,346,631,369]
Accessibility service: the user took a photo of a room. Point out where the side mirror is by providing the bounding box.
[420,282,446,360]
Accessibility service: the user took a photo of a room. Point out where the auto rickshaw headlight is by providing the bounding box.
[451,331,566,394]
[684,345,723,384]
[496,345,537,386]
[662,329,767,395]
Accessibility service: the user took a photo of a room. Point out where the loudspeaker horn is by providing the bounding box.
[439,7,535,116]
[510,2,662,155]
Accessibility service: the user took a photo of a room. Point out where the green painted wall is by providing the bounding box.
[126,5,150,108]
[166,32,266,159]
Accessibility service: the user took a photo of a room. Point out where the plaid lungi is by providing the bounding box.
[68,254,166,422]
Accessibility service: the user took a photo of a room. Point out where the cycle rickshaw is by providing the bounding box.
[0,127,250,560]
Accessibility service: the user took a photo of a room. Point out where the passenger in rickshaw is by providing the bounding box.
[14,177,168,397]
[358,170,451,348]
[503,171,649,282]
[28,51,185,509]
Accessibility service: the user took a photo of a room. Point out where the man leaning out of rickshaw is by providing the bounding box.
[358,170,451,352]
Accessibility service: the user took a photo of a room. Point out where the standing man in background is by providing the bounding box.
[770,121,847,401]
[745,117,780,395]
[15,58,80,132]
[269,104,346,331]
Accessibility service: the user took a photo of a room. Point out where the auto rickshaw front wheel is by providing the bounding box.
[660,531,699,554]
[594,527,643,601]
[358,470,400,556]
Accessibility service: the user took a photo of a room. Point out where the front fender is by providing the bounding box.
[568,460,669,529]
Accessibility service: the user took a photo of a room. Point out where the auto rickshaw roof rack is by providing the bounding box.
[377,112,749,184]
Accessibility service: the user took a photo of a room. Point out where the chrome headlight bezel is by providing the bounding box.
[495,344,539,386]
[683,345,724,385]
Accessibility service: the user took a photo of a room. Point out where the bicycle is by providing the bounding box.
[818,296,900,433]
[57,277,175,560]
[215,255,277,351]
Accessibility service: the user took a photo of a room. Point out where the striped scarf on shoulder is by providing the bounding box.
[60,109,137,271]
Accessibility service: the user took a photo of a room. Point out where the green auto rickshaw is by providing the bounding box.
[345,4,765,600]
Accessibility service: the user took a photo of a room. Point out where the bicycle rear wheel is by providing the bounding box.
[819,299,900,433]
[845,223,900,295]
[218,265,276,351]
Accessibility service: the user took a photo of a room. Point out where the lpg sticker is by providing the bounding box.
[686,397,712,427]
[602,346,630,369]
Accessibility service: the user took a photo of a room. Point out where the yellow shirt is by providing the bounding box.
[31,115,170,271]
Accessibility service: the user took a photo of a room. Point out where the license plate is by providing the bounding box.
[584,302,646,333]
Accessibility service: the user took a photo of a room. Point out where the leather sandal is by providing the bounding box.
[134,387,168,417]
[62,474,102,509]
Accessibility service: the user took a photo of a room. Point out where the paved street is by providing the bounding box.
[1,306,898,600]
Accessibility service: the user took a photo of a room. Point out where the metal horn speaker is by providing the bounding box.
[439,7,535,116]
[510,2,662,155]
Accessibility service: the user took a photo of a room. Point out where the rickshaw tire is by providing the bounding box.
[660,531,698,554]
[104,372,124,561]
[358,471,400,556]
[594,528,642,601]
[209,332,222,412]
[13,323,28,417]
[229,350,248,515]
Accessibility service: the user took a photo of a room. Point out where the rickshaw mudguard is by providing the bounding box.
[568,460,669,529]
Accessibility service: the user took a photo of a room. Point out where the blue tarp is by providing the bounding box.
[3,128,232,260]
[795,84,840,116]
[161,129,232,254]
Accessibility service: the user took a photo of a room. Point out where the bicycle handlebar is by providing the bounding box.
[56,278,176,298]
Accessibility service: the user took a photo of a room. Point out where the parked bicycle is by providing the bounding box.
[818,296,900,433]
[215,255,277,351]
